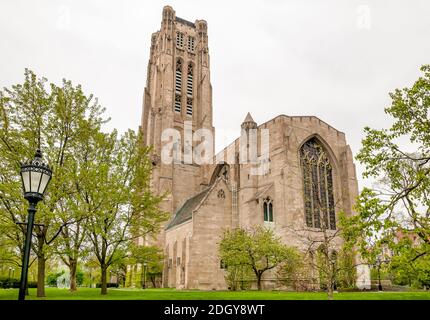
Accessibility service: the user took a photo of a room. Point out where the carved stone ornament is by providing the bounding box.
[217,189,225,199]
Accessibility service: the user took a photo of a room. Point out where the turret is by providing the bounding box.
[162,5,175,31]
[241,112,257,131]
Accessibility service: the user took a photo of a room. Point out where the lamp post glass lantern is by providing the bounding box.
[18,149,52,301]
[20,149,52,202]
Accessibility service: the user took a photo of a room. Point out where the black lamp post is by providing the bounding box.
[143,263,147,289]
[18,149,52,301]
[376,256,383,291]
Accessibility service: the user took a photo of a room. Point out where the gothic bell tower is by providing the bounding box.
[140,6,215,245]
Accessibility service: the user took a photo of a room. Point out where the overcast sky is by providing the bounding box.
[1,0,429,189]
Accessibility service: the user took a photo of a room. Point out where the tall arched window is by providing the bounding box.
[300,138,336,229]
[174,60,182,113]
[186,64,193,116]
[263,197,273,222]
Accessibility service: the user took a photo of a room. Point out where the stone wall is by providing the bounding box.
[187,179,232,290]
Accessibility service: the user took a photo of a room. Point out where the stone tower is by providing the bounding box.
[140,6,214,246]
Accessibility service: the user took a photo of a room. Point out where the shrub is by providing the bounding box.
[46,271,64,287]
[0,277,37,289]
[96,282,119,288]
[76,270,85,286]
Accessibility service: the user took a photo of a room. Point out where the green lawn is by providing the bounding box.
[0,288,430,300]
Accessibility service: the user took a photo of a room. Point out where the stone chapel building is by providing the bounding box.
[138,6,371,290]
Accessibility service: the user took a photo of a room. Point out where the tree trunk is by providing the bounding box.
[327,284,334,300]
[256,273,262,291]
[69,258,77,291]
[37,253,46,297]
[101,265,108,295]
[377,267,383,291]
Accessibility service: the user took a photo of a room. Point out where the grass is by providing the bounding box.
[0,288,430,300]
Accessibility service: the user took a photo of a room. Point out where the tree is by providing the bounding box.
[219,226,300,291]
[129,244,164,288]
[222,262,255,291]
[389,236,430,289]
[343,64,430,287]
[83,130,168,294]
[276,250,306,291]
[300,236,342,299]
[0,69,107,297]
[53,114,105,291]
[336,247,358,289]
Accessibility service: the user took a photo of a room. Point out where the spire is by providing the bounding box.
[243,112,254,123]
[241,112,257,130]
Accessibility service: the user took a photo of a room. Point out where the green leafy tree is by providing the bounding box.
[83,130,168,294]
[46,270,64,287]
[219,226,300,291]
[0,69,106,297]
[129,244,164,288]
[223,264,254,291]
[336,248,357,289]
[53,114,106,291]
[389,237,430,288]
[276,250,306,290]
[343,64,430,287]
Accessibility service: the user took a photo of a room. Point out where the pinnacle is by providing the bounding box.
[243,112,255,123]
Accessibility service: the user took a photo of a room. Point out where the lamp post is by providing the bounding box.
[9,267,12,279]
[18,149,52,301]
[376,255,383,291]
[143,263,147,289]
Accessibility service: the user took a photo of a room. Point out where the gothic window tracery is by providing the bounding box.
[187,36,195,52]
[300,138,336,230]
[217,189,225,199]
[175,59,182,113]
[186,98,193,116]
[176,32,184,48]
[186,64,193,116]
[263,197,273,222]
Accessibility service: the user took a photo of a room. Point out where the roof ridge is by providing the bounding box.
[165,185,212,230]
[193,176,225,213]
[175,16,196,28]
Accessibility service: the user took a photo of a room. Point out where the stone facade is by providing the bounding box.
[139,6,370,290]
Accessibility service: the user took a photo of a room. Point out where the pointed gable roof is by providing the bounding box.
[165,177,229,230]
[245,183,274,203]
[165,187,211,230]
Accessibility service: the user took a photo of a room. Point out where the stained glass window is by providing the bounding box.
[300,138,336,229]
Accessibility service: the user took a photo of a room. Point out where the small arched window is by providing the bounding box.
[263,197,273,222]
[300,138,336,230]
